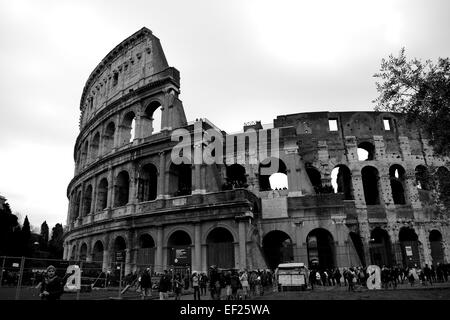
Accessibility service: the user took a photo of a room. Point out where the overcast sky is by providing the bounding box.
[0,0,449,230]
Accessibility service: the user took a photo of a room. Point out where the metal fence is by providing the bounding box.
[0,256,192,300]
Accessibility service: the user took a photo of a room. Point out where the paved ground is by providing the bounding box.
[1,281,450,300]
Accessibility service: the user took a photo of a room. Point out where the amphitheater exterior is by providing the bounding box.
[63,27,450,274]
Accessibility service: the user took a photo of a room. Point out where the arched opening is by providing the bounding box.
[70,245,77,260]
[306,166,323,194]
[331,165,353,200]
[82,185,93,216]
[415,165,431,190]
[362,166,380,205]
[169,163,192,196]
[206,227,235,269]
[103,122,116,154]
[369,227,392,267]
[92,241,104,263]
[81,141,89,166]
[436,166,450,208]
[120,111,136,145]
[71,190,81,221]
[429,230,444,266]
[349,232,366,266]
[262,231,294,270]
[224,164,248,189]
[114,171,130,207]
[79,243,87,261]
[167,230,192,267]
[91,132,100,160]
[137,234,156,266]
[138,163,158,202]
[97,178,108,211]
[259,158,288,191]
[357,141,375,161]
[142,101,163,137]
[389,165,406,205]
[399,227,420,268]
[113,236,127,263]
[307,228,335,270]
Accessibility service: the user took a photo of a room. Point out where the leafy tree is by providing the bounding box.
[48,223,64,259]
[21,216,32,256]
[0,202,21,256]
[373,48,450,156]
[39,221,49,250]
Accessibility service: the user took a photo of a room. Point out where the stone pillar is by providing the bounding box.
[294,222,308,263]
[124,248,131,274]
[351,170,366,207]
[157,151,166,199]
[91,176,98,214]
[379,174,393,208]
[113,114,121,149]
[129,166,138,205]
[155,227,164,273]
[285,147,302,197]
[102,250,110,272]
[405,169,422,210]
[194,223,202,272]
[238,219,247,270]
[107,168,114,208]
[373,135,386,160]
[78,183,85,219]
[344,136,358,163]
[200,165,207,193]
[418,227,432,266]
[63,244,68,260]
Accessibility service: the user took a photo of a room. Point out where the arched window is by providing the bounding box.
[306,228,335,269]
[82,185,93,216]
[357,141,375,161]
[92,241,104,263]
[79,243,88,261]
[369,227,392,266]
[97,178,108,210]
[169,163,192,196]
[114,171,130,207]
[138,163,158,202]
[415,165,431,190]
[90,132,100,160]
[103,122,116,153]
[389,165,406,205]
[72,190,81,221]
[120,111,136,145]
[331,165,353,200]
[206,228,235,269]
[167,230,192,266]
[259,158,288,191]
[224,164,248,189]
[362,166,380,205]
[142,101,163,137]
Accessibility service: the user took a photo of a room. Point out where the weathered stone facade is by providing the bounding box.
[63,28,450,274]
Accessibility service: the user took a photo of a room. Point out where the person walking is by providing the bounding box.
[192,272,201,300]
[173,273,183,300]
[140,268,152,299]
[199,273,208,296]
[239,270,249,300]
[158,270,171,300]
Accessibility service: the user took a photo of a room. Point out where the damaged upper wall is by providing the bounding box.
[78,27,175,130]
[273,111,445,165]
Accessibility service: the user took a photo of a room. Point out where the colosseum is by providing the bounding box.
[63,27,450,275]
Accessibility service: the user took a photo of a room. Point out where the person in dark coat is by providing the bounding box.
[140,268,152,298]
[158,270,171,300]
[39,265,64,300]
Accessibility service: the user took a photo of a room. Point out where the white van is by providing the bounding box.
[275,262,309,291]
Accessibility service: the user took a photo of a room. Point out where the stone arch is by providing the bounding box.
[225,164,248,189]
[331,164,353,200]
[113,236,127,264]
[137,233,156,267]
[79,242,88,261]
[415,165,431,190]
[82,184,93,216]
[142,100,163,137]
[362,166,381,205]
[92,240,104,263]
[369,227,392,267]
[114,171,130,207]
[103,121,116,154]
[389,164,407,205]
[138,163,158,202]
[70,243,78,260]
[119,111,136,145]
[357,141,375,161]
[90,132,101,160]
[306,228,335,270]
[97,178,108,211]
[429,229,445,266]
[167,229,192,267]
[259,157,288,191]
[262,230,294,270]
[168,162,192,196]
[202,223,238,245]
[206,227,235,269]
[398,226,420,268]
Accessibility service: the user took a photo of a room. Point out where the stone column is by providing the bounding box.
[379,174,393,208]
[155,227,164,273]
[107,168,114,208]
[124,248,131,274]
[78,183,85,220]
[285,147,302,197]
[194,223,202,272]
[157,151,166,199]
[238,219,247,270]
[91,175,98,214]
[418,226,432,266]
